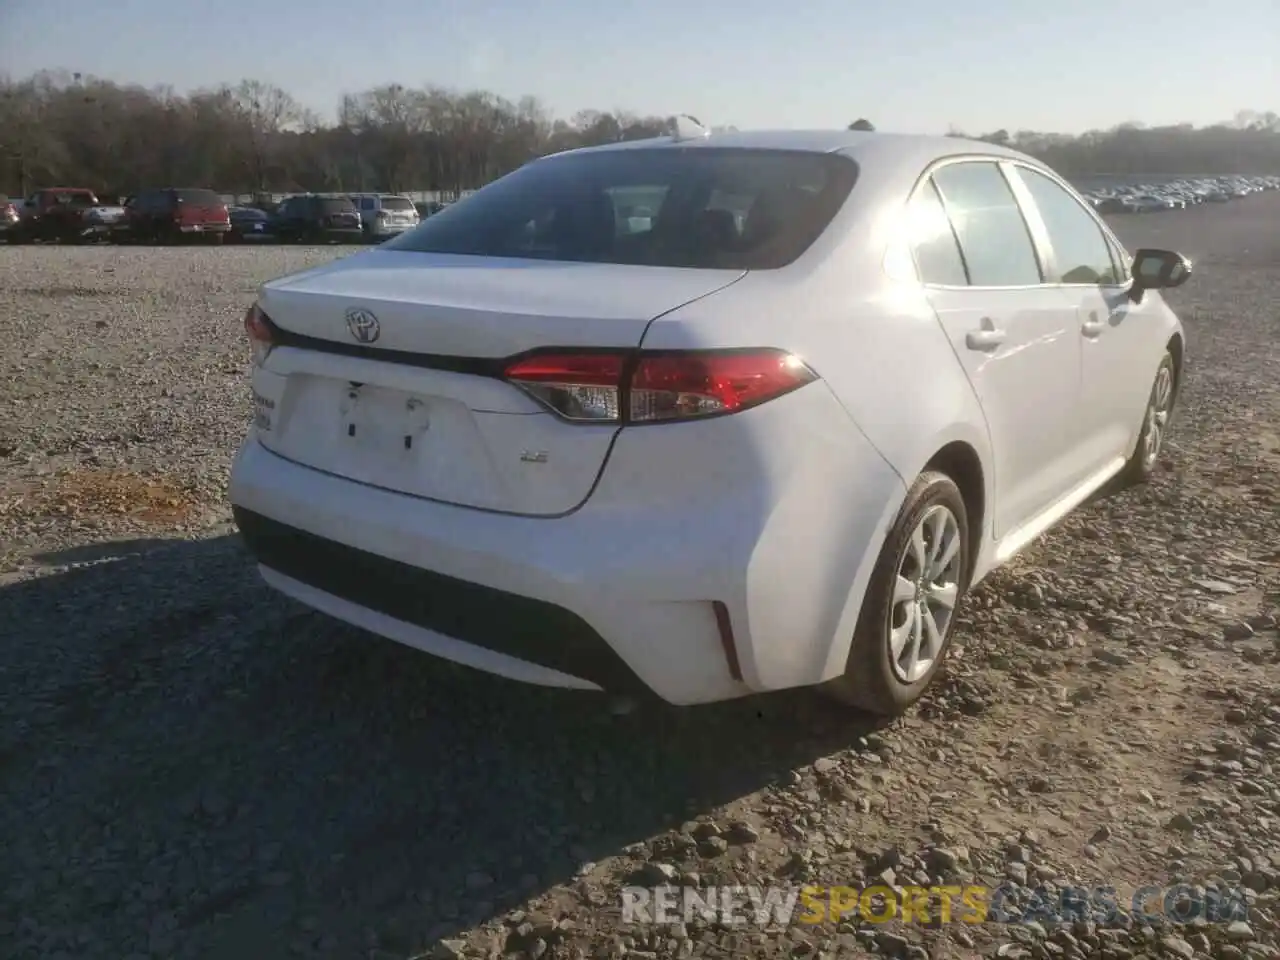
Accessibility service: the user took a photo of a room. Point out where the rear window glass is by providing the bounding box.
[378,196,415,211]
[175,189,224,205]
[384,148,858,269]
[319,198,357,213]
[50,191,95,206]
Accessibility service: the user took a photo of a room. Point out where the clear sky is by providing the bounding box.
[2,0,1276,135]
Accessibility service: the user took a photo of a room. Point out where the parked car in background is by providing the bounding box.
[119,188,231,244]
[1127,195,1170,214]
[250,193,280,216]
[229,126,1191,716]
[414,200,445,219]
[0,196,19,236]
[268,194,363,243]
[6,188,124,243]
[348,193,420,242]
[227,205,273,242]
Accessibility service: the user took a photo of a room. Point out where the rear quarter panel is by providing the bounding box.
[640,144,997,680]
[643,141,995,533]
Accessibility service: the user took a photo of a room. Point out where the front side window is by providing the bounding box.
[906,177,968,286]
[1014,167,1120,285]
[931,161,1042,287]
[1106,235,1130,284]
[385,148,859,269]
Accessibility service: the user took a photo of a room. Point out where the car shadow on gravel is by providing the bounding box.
[1,534,885,956]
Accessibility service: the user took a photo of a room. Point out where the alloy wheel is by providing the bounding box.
[888,504,963,684]
[1142,364,1174,470]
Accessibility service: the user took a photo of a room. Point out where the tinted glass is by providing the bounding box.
[385,148,859,269]
[51,191,94,207]
[1016,168,1120,284]
[379,196,415,210]
[932,162,1041,286]
[175,189,223,205]
[318,198,357,213]
[906,178,968,285]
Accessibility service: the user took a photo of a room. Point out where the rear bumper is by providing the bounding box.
[233,505,657,698]
[228,383,906,705]
[179,223,231,233]
[367,222,417,238]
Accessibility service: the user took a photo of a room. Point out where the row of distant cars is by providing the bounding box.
[0,188,449,245]
[4,174,1277,246]
[1079,175,1280,214]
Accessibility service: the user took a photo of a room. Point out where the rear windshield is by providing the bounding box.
[384,148,858,269]
[50,191,96,206]
[174,189,224,205]
[379,196,415,211]
[318,198,357,213]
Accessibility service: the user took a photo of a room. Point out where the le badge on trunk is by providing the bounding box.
[345,307,380,343]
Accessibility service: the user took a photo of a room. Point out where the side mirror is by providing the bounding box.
[1128,248,1191,302]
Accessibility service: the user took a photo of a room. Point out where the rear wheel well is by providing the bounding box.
[924,442,985,584]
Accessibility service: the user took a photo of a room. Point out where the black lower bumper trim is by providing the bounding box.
[232,507,655,698]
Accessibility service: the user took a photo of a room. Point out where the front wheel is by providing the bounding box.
[1116,350,1176,488]
[822,471,970,716]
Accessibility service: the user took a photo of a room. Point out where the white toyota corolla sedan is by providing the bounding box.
[228,123,1191,716]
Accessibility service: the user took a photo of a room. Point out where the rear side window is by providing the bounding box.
[1014,167,1120,285]
[378,196,415,211]
[384,148,859,269]
[932,161,1042,286]
[175,189,223,205]
[906,179,968,285]
[318,198,357,213]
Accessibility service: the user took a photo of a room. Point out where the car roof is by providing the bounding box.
[544,129,1037,170]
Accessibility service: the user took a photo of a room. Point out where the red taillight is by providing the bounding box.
[502,349,816,424]
[244,303,274,365]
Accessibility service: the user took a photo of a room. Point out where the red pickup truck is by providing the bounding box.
[7,188,127,244]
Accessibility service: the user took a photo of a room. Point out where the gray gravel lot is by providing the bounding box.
[1,202,1278,960]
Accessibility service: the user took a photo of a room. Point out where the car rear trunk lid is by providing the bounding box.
[253,250,744,515]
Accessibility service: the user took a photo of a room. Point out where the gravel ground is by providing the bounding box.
[1,200,1277,960]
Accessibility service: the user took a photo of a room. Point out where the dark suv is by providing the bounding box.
[268,195,363,243]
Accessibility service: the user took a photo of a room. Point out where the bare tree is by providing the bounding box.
[228,80,302,190]
[2,69,1277,199]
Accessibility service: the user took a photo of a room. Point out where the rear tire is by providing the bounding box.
[822,471,970,716]
[1116,350,1176,488]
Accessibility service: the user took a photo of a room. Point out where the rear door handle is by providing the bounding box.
[965,322,1006,351]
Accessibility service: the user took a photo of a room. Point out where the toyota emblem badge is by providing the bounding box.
[345,307,380,343]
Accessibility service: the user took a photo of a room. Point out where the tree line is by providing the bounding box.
[2,70,1279,199]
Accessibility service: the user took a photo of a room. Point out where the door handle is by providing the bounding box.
[1081,311,1105,338]
[965,321,1006,351]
